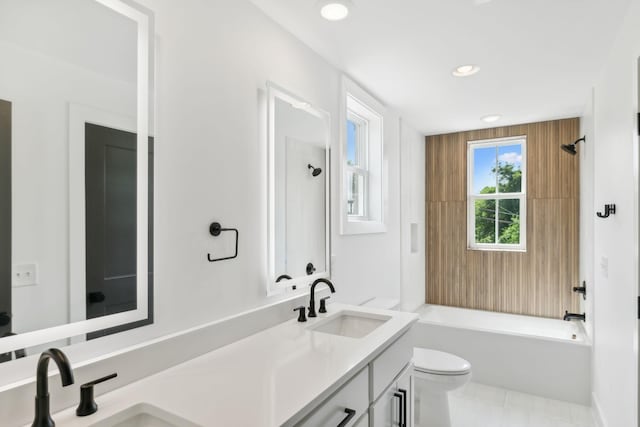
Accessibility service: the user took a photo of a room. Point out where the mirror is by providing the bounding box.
[0,0,152,358]
[267,83,331,293]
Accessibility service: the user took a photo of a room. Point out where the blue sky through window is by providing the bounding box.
[473,147,496,193]
[347,120,357,165]
[473,144,522,194]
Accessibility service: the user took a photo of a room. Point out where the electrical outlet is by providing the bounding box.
[13,263,38,287]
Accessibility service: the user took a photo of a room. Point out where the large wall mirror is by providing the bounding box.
[267,83,331,294]
[0,0,153,359]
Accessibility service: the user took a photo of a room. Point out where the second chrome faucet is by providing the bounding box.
[308,278,335,318]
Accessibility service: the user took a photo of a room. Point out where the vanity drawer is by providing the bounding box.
[371,331,412,400]
[298,366,369,427]
[354,412,369,427]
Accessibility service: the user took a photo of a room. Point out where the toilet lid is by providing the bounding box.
[413,348,471,375]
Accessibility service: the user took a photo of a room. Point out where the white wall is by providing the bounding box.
[400,120,425,312]
[330,106,403,305]
[132,0,408,334]
[583,0,640,424]
[138,0,340,333]
[579,91,595,340]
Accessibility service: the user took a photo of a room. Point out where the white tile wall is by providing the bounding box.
[444,382,595,427]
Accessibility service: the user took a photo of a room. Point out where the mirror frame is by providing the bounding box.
[0,0,153,355]
[266,82,331,295]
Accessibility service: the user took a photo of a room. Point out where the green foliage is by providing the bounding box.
[475,198,496,243]
[499,215,520,244]
[474,162,521,245]
[497,163,522,193]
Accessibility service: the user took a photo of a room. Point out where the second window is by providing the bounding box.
[467,136,527,251]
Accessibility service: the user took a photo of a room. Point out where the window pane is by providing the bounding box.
[347,171,365,217]
[475,199,496,243]
[473,147,496,194]
[346,120,357,166]
[497,144,523,193]
[498,199,520,244]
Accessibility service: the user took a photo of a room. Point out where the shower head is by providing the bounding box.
[561,136,586,156]
[308,164,322,177]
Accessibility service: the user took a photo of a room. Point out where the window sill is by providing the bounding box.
[467,246,527,253]
[341,219,386,235]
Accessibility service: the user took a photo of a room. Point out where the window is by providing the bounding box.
[346,112,368,218]
[340,76,386,235]
[467,137,526,251]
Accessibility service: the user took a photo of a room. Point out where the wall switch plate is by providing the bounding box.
[13,263,38,287]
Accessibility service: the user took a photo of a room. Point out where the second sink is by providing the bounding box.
[89,403,200,427]
[309,311,391,338]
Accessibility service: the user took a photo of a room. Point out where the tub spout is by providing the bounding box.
[563,311,585,322]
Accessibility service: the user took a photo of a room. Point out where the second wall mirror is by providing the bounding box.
[266,83,331,294]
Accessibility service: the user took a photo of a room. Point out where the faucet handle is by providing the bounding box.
[293,306,307,323]
[76,373,117,417]
[319,296,330,314]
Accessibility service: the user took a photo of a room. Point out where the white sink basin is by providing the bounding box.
[89,403,200,427]
[310,311,391,338]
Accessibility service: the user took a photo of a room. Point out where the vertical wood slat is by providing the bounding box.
[425,118,580,318]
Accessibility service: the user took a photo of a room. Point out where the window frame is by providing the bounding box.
[340,76,386,235]
[467,136,527,252]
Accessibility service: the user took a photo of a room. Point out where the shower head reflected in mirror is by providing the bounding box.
[561,136,586,156]
[308,164,322,177]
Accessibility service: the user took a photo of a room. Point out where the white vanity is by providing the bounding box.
[38,305,416,427]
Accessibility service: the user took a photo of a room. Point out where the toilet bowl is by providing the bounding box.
[413,348,472,427]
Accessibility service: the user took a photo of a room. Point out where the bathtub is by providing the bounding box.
[412,304,591,405]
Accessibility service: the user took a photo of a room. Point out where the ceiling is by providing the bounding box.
[249,0,631,135]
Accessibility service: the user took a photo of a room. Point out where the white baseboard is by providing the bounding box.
[592,392,607,427]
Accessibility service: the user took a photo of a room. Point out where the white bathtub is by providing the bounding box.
[412,304,591,405]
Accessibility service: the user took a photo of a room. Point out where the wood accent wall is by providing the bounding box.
[425,119,580,318]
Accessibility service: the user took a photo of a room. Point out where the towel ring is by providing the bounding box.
[207,222,239,262]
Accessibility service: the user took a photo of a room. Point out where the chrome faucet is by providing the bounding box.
[32,348,75,427]
[308,278,335,318]
[563,311,586,322]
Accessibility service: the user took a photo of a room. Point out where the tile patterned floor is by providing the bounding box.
[441,382,595,427]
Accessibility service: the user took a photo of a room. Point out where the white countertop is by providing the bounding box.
[45,304,418,427]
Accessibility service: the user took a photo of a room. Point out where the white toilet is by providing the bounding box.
[413,348,472,427]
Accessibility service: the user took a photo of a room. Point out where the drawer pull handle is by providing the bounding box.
[394,393,404,427]
[337,408,356,427]
[398,388,408,427]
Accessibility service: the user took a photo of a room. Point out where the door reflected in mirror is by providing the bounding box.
[267,83,331,293]
[0,0,152,360]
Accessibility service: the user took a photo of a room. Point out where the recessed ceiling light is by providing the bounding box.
[318,0,353,21]
[481,114,502,123]
[452,64,480,77]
